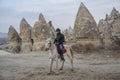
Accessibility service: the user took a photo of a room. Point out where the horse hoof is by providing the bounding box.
[60,68,63,70]
[47,71,55,75]
[47,72,51,75]
[71,69,74,71]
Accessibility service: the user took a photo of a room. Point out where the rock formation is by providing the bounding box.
[63,26,73,41]
[20,18,33,52]
[73,2,99,39]
[32,13,50,41]
[32,13,55,51]
[8,13,55,53]
[20,18,32,42]
[7,2,120,53]
[8,25,21,53]
[98,8,120,49]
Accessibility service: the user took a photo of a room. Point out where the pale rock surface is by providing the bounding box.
[98,8,120,49]
[73,2,99,39]
[20,18,32,52]
[8,25,21,53]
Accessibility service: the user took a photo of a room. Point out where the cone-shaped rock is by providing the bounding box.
[8,25,20,42]
[32,13,51,51]
[20,18,32,42]
[20,18,32,52]
[39,13,47,25]
[8,25,21,53]
[74,2,99,39]
[98,8,120,49]
[111,7,119,18]
[63,26,73,41]
[32,13,50,41]
[98,8,120,39]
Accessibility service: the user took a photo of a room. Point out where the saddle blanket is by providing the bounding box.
[55,44,67,54]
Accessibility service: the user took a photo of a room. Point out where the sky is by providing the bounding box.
[0,0,120,33]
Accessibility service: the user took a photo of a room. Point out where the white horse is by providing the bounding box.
[45,38,74,73]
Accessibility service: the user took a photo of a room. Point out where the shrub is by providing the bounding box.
[84,43,95,53]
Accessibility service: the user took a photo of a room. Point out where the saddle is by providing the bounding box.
[55,44,67,54]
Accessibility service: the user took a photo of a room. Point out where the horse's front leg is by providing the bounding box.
[49,58,53,73]
[56,55,58,70]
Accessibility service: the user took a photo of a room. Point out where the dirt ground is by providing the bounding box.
[0,50,120,80]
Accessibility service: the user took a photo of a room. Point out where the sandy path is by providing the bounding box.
[0,51,120,80]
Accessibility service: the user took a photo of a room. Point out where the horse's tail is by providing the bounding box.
[70,48,74,59]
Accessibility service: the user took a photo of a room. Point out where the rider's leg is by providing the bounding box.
[59,44,64,60]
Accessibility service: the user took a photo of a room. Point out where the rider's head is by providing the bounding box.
[56,28,61,34]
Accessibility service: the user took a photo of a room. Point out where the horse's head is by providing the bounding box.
[45,38,52,51]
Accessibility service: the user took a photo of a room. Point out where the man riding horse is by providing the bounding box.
[45,28,73,73]
[54,28,65,61]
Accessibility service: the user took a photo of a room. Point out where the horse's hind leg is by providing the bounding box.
[71,58,73,71]
[56,55,58,70]
[60,59,65,70]
[67,54,73,71]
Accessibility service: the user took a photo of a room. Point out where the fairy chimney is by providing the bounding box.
[98,7,120,49]
[73,2,99,39]
[8,25,21,53]
[20,18,32,52]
